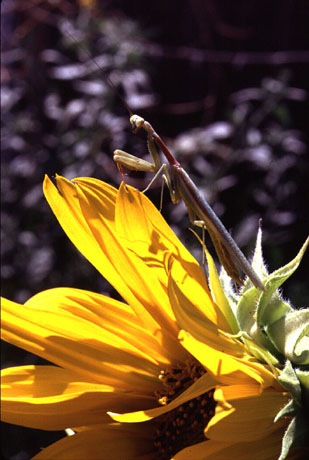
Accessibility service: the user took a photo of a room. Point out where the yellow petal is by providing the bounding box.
[172,439,230,460]
[168,259,262,384]
[26,287,171,367]
[1,289,168,390]
[115,182,195,263]
[1,365,144,430]
[74,178,180,338]
[116,183,181,304]
[44,175,187,348]
[168,254,230,331]
[204,246,239,334]
[43,176,161,335]
[43,175,116,280]
[178,330,276,387]
[205,384,288,442]
[32,424,154,460]
[108,371,217,423]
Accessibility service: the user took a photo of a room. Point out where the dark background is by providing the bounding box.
[1,1,309,458]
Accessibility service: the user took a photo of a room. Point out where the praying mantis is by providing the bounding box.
[114,114,266,291]
[62,28,265,290]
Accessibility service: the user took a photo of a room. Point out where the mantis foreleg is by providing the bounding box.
[113,132,178,209]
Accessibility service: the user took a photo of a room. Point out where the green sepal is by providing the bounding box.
[236,288,282,360]
[236,286,261,334]
[295,368,309,406]
[205,249,240,334]
[274,399,297,422]
[277,362,309,459]
[295,367,309,392]
[277,360,302,405]
[235,226,267,330]
[242,334,281,367]
[259,294,293,329]
[257,237,308,328]
[266,309,309,365]
[278,412,309,460]
[219,266,239,313]
[241,225,268,292]
[234,227,266,332]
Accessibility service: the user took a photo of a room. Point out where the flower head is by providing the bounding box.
[1,175,308,459]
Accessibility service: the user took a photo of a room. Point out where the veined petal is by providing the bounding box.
[167,254,220,327]
[1,366,152,430]
[43,175,116,282]
[108,371,217,423]
[25,287,172,367]
[205,385,288,442]
[179,330,276,387]
[73,178,181,339]
[167,259,262,374]
[115,183,189,324]
[43,175,169,338]
[204,247,239,334]
[1,290,169,391]
[115,182,196,264]
[169,256,218,325]
[168,254,278,386]
[32,424,155,460]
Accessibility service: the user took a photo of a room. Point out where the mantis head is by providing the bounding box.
[130,114,145,133]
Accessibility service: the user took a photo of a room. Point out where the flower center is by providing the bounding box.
[154,361,216,459]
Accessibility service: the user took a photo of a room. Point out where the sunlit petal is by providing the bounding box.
[205,385,288,442]
[179,330,276,387]
[1,366,152,430]
[74,178,181,338]
[44,175,168,337]
[204,247,239,334]
[115,182,195,264]
[1,291,166,390]
[168,254,231,331]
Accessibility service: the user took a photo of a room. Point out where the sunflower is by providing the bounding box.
[1,175,308,459]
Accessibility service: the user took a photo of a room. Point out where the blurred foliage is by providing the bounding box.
[171,72,308,245]
[2,4,156,305]
[1,1,309,459]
